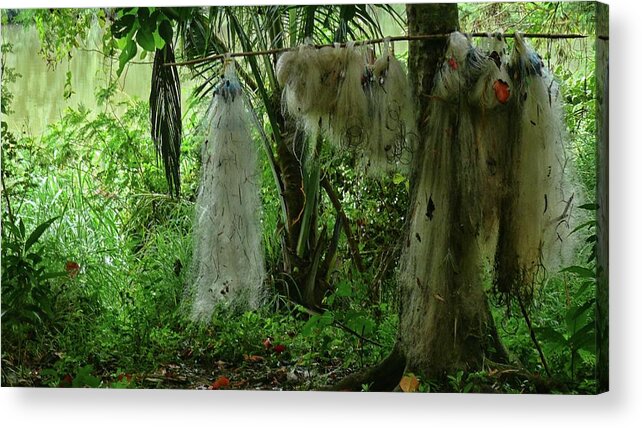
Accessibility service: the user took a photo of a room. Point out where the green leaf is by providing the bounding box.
[566,299,595,332]
[117,37,137,76]
[570,220,596,235]
[24,217,59,252]
[301,314,321,336]
[319,311,334,327]
[42,271,68,280]
[152,30,166,50]
[111,13,136,38]
[346,313,375,336]
[577,280,594,296]
[135,27,156,52]
[392,173,406,185]
[158,20,173,46]
[569,323,595,352]
[63,71,74,99]
[534,326,567,346]
[335,281,352,297]
[72,365,101,388]
[578,203,599,210]
[560,265,595,278]
[18,218,25,239]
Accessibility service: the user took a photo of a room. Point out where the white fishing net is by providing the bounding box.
[276,42,415,172]
[494,34,581,296]
[362,39,416,175]
[399,32,584,346]
[189,61,266,322]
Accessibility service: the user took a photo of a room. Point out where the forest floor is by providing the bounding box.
[3,353,354,390]
[1,316,364,391]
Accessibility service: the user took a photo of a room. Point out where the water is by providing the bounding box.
[1,10,407,137]
[2,24,152,136]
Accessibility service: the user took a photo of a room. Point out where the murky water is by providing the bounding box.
[2,24,153,136]
[1,10,405,137]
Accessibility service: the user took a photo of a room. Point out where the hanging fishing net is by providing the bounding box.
[189,60,266,322]
[276,41,416,172]
[493,33,580,299]
[399,32,583,325]
[362,39,416,175]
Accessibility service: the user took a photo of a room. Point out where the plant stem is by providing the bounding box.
[517,294,552,378]
[320,175,365,272]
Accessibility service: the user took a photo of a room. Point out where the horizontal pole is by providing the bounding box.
[164,32,588,68]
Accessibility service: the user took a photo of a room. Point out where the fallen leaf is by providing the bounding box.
[59,374,73,387]
[399,374,420,392]
[117,373,132,382]
[243,354,264,362]
[209,376,230,390]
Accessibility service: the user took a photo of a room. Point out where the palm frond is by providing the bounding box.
[150,43,182,197]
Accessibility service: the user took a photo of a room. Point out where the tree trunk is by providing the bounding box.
[330,4,508,390]
[397,2,507,379]
[595,1,609,393]
[270,92,327,309]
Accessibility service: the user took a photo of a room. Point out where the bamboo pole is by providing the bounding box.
[165,32,589,67]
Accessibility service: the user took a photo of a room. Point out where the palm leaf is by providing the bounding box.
[150,43,182,197]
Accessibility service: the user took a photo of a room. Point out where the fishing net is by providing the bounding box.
[189,60,266,322]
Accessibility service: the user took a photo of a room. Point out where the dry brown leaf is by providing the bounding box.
[243,354,264,362]
[399,374,420,392]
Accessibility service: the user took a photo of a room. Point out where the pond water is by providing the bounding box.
[2,24,153,136]
[1,12,406,137]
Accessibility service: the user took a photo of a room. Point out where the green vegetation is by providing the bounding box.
[1,3,600,392]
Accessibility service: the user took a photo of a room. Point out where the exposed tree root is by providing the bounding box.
[326,344,406,392]
[484,361,569,394]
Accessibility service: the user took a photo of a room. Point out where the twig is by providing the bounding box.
[516,293,552,378]
[165,32,588,67]
[320,175,365,273]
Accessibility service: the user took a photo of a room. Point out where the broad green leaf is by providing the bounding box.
[534,326,567,346]
[319,311,334,327]
[301,314,321,336]
[560,265,595,278]
[392,173,406,185]
[24,217,59,252]
[346,313,375,336]
[136,27,156,52]
[111,13,136,38]
[158,20,173,46]
[117,37,137,76]
[335,281,352,297]
[42,271,68,280]
[569,322,596,352]
[566,299,595,332]
[152,30,166,50]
